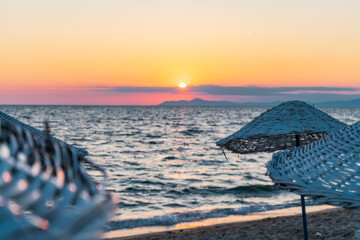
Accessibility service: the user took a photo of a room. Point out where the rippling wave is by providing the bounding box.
[108,201,307,230]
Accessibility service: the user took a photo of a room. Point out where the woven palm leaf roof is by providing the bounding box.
[267,121,360,210]
[216,101,347,154]
[0,111,88,157]
[0,116,113,239]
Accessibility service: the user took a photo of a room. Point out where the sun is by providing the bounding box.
[179,82,187,88]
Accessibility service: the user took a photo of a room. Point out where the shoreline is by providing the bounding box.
[104,204,346,239]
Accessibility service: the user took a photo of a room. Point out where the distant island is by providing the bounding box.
[158,98,278,107]
[158,98,360,107]
[158,98,242,106]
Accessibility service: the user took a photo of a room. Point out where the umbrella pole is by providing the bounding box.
[301,195,308,240]
[296,134,308,240]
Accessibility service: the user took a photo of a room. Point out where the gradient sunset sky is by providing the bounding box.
[1,0,359,105]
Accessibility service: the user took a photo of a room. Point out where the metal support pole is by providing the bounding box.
[301,195,309,240]
[296,134,308,240]
[295,134,301,147]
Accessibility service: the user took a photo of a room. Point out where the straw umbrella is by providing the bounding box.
[267,121,360,235]
[0,116,113,239]
[217,101,347,240]
[0,111,88,158]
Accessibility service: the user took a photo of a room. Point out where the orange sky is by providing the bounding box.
[0,0,359,104]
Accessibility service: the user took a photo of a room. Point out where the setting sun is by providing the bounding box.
[179,83,187,88]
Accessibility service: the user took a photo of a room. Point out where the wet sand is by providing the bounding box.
[106,206,360,240]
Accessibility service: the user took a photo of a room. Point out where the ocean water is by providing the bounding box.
[1,105,360,231]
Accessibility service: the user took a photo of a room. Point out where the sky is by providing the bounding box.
[1,0,359,105]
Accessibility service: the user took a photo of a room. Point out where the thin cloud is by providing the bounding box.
[95,86,178,93]
[98,85,359,96]
[189,85,359,96]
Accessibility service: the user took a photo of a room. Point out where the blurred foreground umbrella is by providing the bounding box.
[0,116,114,239]
[0,111,88,158]
[267,122,360,234]
[216,101,346,240]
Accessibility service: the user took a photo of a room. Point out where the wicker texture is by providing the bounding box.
[0,119,113,239]
[216,101,347,153]
[267,121,360,210]
[0,111,88,158]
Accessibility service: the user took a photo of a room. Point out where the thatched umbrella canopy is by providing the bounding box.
[216,101,347,240]
[0,111,88,158]
[216,101,347,154]
[0,115,113,239]
[267,121,360,209]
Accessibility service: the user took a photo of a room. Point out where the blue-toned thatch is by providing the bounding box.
[0,111,88,157]
[217,101,347,154]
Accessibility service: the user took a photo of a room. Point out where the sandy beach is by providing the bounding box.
[106,206,360,240]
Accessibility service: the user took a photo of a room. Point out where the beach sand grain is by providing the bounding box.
[108,208,360,240]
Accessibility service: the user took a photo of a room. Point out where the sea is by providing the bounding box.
[1,105,360,234]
